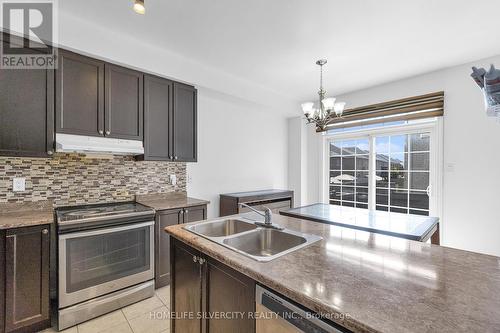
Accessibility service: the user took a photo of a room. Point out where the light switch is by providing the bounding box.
[12,177,26,192]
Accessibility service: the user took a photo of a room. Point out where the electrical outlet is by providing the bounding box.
[12,177,26,192]
[169,174,177,186]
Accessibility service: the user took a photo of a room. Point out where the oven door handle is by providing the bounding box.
[59,221,154,240]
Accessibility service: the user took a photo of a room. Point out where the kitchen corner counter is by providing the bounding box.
[166,213,500,333]
[135,192,210,211]
[0,201,54,229]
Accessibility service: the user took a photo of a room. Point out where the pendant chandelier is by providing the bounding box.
[301,60,346,131]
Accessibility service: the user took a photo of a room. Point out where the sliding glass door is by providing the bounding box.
[326,121,439,216]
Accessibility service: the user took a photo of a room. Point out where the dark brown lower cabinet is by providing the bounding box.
[0,231,4,333]
[155,205,207,289]
[171,238,255,333]
[4,225,50,333]
[183,205,207,223]
[156,208,183,288]
[206,258,255,333]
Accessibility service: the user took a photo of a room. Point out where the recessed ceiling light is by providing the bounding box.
[133,0,145,14]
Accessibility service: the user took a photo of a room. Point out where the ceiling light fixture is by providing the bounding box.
[133,0,145,14]
[301,60,346,131]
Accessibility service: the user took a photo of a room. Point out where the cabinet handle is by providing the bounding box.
[198,258,206,265]
[106,130,111,135]
[47,150,53,156]
[184,209,189,214]
[42,229,49,235]
[169,155,173,160]
[193,255,198,263]
[174,156,178,160]
[99,130,104,135]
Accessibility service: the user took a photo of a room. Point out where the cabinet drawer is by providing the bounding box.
[239,199,292,214]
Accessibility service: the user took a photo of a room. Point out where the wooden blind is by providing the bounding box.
[323,91,444,131]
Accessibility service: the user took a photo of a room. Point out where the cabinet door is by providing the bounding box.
[0,231,5,333]
[105,64,143,140]
[56,49,104,137]
[142,75,173,161]
[183,205,207,223]
[172,83,197,162]
[5,226,50,333]
[171,239,203,333]
[155,208,183,288]
[0,41,54,157]
[206,258,255,333]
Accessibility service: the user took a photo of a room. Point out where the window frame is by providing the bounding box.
[321,118,443,218]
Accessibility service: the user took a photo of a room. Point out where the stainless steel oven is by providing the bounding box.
[58,221,154,308]
[56,202,156,330]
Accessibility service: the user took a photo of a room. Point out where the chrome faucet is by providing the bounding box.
[238,203,283,230]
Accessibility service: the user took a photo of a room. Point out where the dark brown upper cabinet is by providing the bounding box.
[105,64,143,140]
[56,51,144,141]
[173,83,197,162]
[142,75,173,161]
[56,49,105,137]
[140,78,198,162]
[0,39,54,157]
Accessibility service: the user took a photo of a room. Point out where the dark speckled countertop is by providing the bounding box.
[166,213,500,333]
[135,192,210,211]
[0,201,54,229]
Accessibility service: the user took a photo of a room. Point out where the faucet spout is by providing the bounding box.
[238,203,272,224]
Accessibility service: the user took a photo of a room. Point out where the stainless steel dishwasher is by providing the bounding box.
[256,285,351,333]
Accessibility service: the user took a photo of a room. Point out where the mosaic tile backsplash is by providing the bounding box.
[0,153,186,206]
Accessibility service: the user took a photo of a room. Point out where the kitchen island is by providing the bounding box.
[280,203,440,244]
[166,213,500,333]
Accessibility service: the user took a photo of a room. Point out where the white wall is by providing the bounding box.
[187,89,288,218]
[299,54,500,257]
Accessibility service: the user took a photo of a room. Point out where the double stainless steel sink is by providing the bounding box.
[184,218,322,262]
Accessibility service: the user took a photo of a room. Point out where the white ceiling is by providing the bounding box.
[60,0,500,103]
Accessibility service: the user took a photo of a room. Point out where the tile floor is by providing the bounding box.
[39,286,171,333]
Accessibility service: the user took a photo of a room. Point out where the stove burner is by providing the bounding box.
[56,202,155,226]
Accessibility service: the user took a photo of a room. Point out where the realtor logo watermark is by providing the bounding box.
[0,0,58,69]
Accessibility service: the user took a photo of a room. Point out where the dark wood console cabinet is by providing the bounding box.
[219,189,294,217]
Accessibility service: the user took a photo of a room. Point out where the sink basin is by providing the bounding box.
[223,228,306,256]
[223,228,321,261]
[186,219,257,237]
[184,218,322,262]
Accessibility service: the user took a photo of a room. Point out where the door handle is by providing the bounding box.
[426,185,432,197]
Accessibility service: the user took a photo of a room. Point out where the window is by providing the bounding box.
[374,133,430,215]
[329,138,369,209]
[326,120,438,216]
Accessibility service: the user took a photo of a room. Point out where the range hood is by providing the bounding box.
[56,134,144,155]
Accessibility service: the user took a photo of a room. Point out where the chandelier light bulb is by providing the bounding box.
[322,97,336,111]
[334,102,346,116]
[301,102,315,115]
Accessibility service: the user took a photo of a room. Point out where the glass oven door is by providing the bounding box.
[58,221,154,308]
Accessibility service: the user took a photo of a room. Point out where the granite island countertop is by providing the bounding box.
[0,201,54,229]
[136,192,210,211]
[166,213,500,333]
